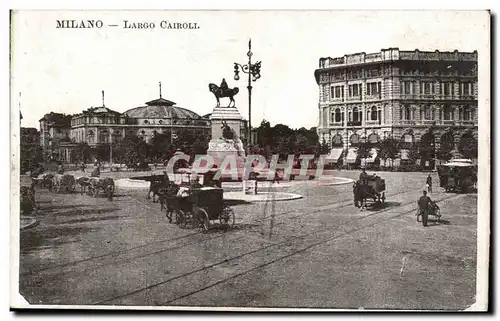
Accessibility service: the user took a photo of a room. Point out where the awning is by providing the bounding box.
[326,148,343,163]
[346,148,358,164]
[400,149,409,160]
[365,148,378,163]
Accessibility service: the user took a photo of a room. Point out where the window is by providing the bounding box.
[463,106,473,121]
[352,107,362,122]
[349,69,362,79]
[420,81,435,95]
[422,105,432,120]
[366,68,380,78]
[144,120,149,124]
[402,82,415,95]
[442,82,454,96]
[350,133,360,145]
[368,133,379,144]
[348,84,362,97]
[401,105,412,120]
[371,106,378,121]
[159,120,163,125]
[332,134,343,146]
[443,105,453,120]
[331,86,344,99]
[367,82,381,96]
[460,82,473,96]
[334,108,343,123]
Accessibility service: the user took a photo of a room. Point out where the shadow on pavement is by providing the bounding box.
[41,204,88,212]
[56,215,124,225]
[20,226,95,254]
[364,201,402,211]
[50,207,119,217]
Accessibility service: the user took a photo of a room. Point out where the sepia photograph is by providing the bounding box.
[9,9,490,311]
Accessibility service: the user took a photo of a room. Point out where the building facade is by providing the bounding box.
[41,91,248,163]
[39,112,72,161]
[314,48,478,167]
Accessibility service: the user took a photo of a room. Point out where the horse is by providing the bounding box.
[147,180,163,203]
[157,183,181,223]
[208,83,239,107]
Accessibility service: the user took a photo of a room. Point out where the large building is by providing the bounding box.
[39,89,248,163]
[314,48,478,167]
[39,112,72,161]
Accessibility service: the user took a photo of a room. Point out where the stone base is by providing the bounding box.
[207,138,246,176]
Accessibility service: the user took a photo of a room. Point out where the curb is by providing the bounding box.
[20,216,38,231]
[224,192,303,203]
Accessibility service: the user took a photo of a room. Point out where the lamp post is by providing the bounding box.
[233,38,262,150]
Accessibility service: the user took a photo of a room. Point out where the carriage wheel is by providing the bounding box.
[435,208,441,222]
[196,208,210,234]
[219,206,235,229]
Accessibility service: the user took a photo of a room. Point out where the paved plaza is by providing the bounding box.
[18,171,477,310]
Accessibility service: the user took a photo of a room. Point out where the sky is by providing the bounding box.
[11,10,489,130]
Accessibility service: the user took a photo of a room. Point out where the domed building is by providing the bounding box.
[69,92,210,148]
[122,96,210,143]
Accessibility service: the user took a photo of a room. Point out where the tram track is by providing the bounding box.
[23,187,414,278]
[95,192,462,305]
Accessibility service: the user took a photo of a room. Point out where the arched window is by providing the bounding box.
[88,130,94,137]
[332,134,343,146]
[350,133,360,145]
[352,107,362,122]
[404,105,411,120]
[334,108,342,123]
[371,106,378,121]
[368,133,379,144]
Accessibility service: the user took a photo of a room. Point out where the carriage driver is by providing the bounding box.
[359,168,369,184]
[417,190,433,226]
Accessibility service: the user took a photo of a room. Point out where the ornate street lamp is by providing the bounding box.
[233,38,262,149]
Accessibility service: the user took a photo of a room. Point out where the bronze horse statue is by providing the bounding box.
[209,83,239,107]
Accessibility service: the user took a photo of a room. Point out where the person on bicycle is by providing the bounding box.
[417,190,432,227]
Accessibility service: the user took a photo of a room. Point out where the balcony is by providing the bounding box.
[365,94,382,101]
[460,95,475,101]
[346,95,362,101]
[347,121,362,127]
[420,120,436,126]
[365,120,381,126]
[393,120,416,126]
[329,122,344,127]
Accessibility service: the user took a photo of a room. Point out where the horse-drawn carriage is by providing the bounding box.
[438,159,477,193]
[51,174,76,193]
[20,175,36,214]
[158,178,234,233]
[353,174,386,209]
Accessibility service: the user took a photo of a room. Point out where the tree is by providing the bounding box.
[437,131,455,162]
[318,138,330,156]
[418,132,436,168]
[458,134,478,159]
[377,137,399,169]
[407,144,420,165]
[357,142,373,167]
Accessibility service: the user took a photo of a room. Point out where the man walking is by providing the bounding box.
[426,174,433,193]
[417,190,432,227]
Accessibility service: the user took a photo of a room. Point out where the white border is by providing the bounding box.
[4,1,493,317]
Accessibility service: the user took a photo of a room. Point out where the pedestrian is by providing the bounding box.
[417,190,432,227]
[426,174,432,193]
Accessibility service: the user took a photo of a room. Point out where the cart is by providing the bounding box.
[20,175,36,214]
[52,174,76,193]
[353,175,386,209]
[438,159,477,193]
[416,200,441,226]
[165,186,235,233]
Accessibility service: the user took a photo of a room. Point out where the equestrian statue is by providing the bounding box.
[209,78,239,108]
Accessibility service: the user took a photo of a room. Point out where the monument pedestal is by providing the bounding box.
[207,106,246,174]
